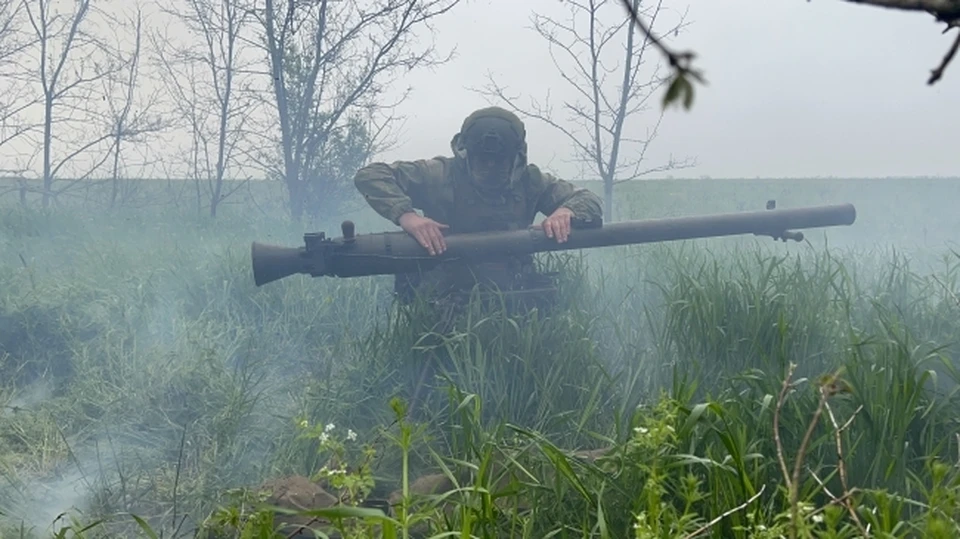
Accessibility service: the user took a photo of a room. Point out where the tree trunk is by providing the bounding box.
[287,178,304,222]
[42,97,53,209]
[604,177,614,222]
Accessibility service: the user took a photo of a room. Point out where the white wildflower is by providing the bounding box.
[347,429,357,441]
[325,423,335,432]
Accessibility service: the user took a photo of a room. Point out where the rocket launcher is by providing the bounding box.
[251,201,857,287]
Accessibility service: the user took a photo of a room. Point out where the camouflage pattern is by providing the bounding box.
[353,106,602,228]
[353,107,602,308]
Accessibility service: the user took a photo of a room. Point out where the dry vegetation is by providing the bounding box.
[1,0,959,537]
[3,177,960,538]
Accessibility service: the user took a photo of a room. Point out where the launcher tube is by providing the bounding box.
[251,203,856,285]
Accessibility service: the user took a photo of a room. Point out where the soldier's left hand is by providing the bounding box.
[541,207,574,243]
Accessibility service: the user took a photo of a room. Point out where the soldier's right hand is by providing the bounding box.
[399,212,449,255]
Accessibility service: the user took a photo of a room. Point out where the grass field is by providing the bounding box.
[2,177,960,538]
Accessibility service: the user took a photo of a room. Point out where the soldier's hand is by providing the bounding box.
[399,212,449,255]
[540,207,574,243]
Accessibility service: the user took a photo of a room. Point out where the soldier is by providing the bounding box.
[353,106,603,310]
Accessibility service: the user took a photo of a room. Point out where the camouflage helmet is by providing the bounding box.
[450,107,528,187]
[459,107,525,158]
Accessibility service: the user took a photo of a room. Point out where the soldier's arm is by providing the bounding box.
[353,158,447,225]
[528,166,603,223]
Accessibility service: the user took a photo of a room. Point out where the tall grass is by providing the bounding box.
[2,189,960,538]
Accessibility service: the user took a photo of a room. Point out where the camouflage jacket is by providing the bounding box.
[353,158,602,231]
[353,108,602,232]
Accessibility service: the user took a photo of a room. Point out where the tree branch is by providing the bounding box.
[929,27,960,83]
[841,0,960,83]
[615,0,703,109]
[258,0,461,220]
[613,0,960,106]
[841,0,960,19]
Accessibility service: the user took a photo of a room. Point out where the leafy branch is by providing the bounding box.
[615,0,703,110]
[617,0,960,110]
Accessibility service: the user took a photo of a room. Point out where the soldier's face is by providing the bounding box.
[469,152,513,185]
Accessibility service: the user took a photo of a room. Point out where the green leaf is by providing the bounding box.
[682,76,695,109]
[662,74,684,109]
[662,70,697,110]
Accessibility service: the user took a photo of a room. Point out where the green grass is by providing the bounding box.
[2,178,960,538]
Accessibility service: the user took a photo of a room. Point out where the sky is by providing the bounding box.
[1,0,956,182]
[375,0,959,180]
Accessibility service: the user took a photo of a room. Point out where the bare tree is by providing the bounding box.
[0,1,36,170]
[0,0,27,71]
[153,0,260,217]
[98,4,173,209]
[249,0,462,221]
[21,0,131,208]
[0,1,38,206]
[480,0,694,221]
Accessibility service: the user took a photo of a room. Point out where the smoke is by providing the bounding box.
[3,176,960,536]
[2,378,53,417]
[5,446,106,535]
[0,208,326,536]
[2,377,117,533]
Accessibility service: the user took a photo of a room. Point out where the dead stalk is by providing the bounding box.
[775,365,860,539]
[682,484,766,539]
[774,362,797,493]
[824,400,866,535]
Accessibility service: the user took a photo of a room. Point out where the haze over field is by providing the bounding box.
[2,1,960,537]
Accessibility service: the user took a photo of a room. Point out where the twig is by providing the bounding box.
[807,467,839,500]
[823,401,867,535]
[806,488,863,518]
[840,0,960,19]
[775,366,857,539]
[682,484,766,538]
[929,28,960,84]
[774,363,797,492]
[807,467,868,534]
[789,381,830,539]
[619,0,960,87]
[824,401,862,496]
[616,0,703,83]
[841,1,960,83]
